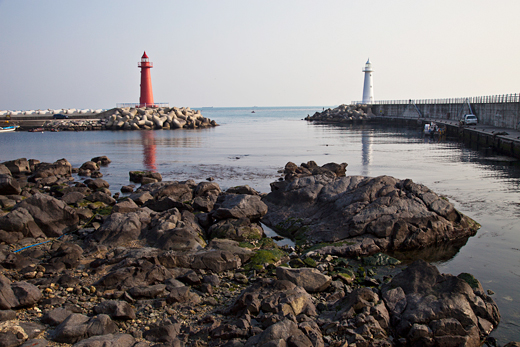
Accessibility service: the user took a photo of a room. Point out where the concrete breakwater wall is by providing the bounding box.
[369,93,520,130]
[371,115,520,159]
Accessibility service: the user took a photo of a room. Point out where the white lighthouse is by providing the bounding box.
[362,58,374,104]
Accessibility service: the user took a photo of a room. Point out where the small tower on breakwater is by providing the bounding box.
[362,58,374,104]
[138,51,154,107]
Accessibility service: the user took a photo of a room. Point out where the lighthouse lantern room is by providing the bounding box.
[138,51,154,107]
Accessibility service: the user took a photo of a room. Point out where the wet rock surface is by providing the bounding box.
[262,161,480,257]
[0,157,509,347]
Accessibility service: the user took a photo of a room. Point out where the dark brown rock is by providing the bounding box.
[93,300,136,320]
[51,313,118,344]
[0,175,21,195]
[381,260,500,347]
[208,218,263,241]
[41,308,74,326]
[263,173,479,256]
[213,194,268,221]
[73,334,134,347]
[11,193,79,237]
[3,158,31,175]
[276,267,332,293]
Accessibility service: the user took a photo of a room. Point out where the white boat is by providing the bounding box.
[0,126,19,133]
[423,122,445,136]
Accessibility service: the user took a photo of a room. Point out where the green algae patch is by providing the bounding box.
[258,237,277,249]
[239,237,277,250]
[245,248,286,271]
[336,269,356,284]
[303,257,317,268]
[95,206,113,216]
[274,218,309,245]
[458,272,481,289]
[467,217,481,231]
[275,217,304,235]
[238,242,255,249]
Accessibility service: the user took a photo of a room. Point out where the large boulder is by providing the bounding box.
[51,313,118,344]
[94,262,172,290]
[0,174,21,195]
[213,194,268,220]
[10,282,42,307]
[93,300,136,320]
[0,275,41,310]
[318,286,390,345]
[276,267,332,293]
[72,334,135,347]
[10,193,79,237]
[244,319,313,347]
[156,239,253,273]
[263,171,479,256]
[142,209,206,251]
[0,164,12,176]
[0,275,18,310]
[85,178,110,190]
[207,218,264,241]
[2,158,30,175]
[381,260,500,347]
[28,159,72,182]
[91,210,151,246]
[225,278,317,317]
[129,171,162,184]
[0,208,46,239]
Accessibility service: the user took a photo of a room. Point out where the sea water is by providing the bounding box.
[1,106,520,342]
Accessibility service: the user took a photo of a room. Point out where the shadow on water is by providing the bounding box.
[388,237,471,264]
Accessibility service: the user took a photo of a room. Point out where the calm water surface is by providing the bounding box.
[1,107,520,342]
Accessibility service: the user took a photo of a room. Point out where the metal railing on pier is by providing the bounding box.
[352,93,520,105]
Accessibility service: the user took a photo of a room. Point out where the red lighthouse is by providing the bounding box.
[138,51,154,107]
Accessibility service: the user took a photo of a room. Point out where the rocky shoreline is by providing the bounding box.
[0,157,510,347]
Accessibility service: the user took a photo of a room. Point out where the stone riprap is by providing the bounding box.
[26,107,218,132]
[0,157,507,347]
[305,104,370,123]
[103,106,217,131]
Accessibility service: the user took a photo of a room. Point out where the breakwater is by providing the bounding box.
[367,93,520,129]
[8,106,218,132]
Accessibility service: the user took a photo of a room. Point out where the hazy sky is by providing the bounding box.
[1,0,519,110]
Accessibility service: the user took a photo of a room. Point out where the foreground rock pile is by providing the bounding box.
[0,157,505,347]
[305,104,370,123]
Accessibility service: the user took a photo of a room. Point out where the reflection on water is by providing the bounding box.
[390,237,471,264]
[111,134,204,148]
[141,131,157,172]
[361,129,373,176]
